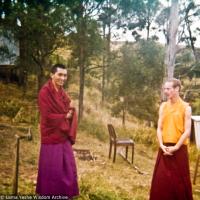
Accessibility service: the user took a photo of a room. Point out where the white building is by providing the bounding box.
[0,32,19,65]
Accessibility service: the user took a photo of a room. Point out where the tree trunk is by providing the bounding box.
[102,24,106,104]
[78,44,85,122]
[106,0,111,86]
[164,0,179,79]
[37,58,47,92]
[78,65,85,122]
[122,106,125,127]
[37,67,45,92]
[147,21,150,40]
[147,6,150,40]
[185,14,199,63]
[19,36,28,94]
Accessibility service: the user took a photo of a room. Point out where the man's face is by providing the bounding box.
[51,67,67,87]
[163,81,178,99]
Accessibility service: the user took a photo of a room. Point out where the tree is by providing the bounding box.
[122,0,161,40]
[98,0,131,104]
[1,0,71,90]
[182,0,200,63]
[109,40,164,125]
[164,0,179,79]
[67,0,104,121]
[154,0,200,82]
[98,0,148,105]
[177,0,200,95]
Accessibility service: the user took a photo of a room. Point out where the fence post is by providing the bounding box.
[12,127,32,195]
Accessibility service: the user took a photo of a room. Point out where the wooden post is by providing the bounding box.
[12,135,20,195]
[12,127,32,195]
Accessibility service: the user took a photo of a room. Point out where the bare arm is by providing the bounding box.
[157,103,169,154]
[176,105,191,148]
[157,103,164,146]
[167,105,192,154]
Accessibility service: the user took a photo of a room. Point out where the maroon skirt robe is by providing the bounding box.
[36,140,79,197]
[36,80,79,197]
[149,144,193,200]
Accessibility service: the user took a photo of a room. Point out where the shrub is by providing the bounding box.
[0,100,21,118]
[78,118,108,142]
[117,127,157,147]
[12,106,39,124]
[191,99,200,115]
[78,176,131,200]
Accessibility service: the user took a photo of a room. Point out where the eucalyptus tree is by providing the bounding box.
[181,0,200,81]
[156,0,200,80]
[181,0,200,63]
[120,0,161,40]
[164,0,179,79]
[98,0,151,104]
[109,40,164,125]
[98,0,132,104]
[66,0,104,121]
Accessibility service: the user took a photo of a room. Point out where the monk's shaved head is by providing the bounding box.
[51,63,66,74]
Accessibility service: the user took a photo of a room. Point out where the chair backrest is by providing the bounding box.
[107,124,117,142]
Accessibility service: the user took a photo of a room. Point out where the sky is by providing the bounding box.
[114,0,200,47]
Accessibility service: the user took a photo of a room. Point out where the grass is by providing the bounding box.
[75,129,157,200]
[78,118,108,142]
[0,125,39,195]
[1,81,200,199]
[1,117,200,199]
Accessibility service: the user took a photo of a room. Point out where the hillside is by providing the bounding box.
[0,80,200,200]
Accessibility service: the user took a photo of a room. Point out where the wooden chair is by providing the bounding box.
[107,124,134,163]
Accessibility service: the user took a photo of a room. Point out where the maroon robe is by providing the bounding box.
[36,79,79,197]
[38,79,77,144]
[149,144,193,200]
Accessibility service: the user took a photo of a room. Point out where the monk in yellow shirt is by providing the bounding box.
[149,78,193,200]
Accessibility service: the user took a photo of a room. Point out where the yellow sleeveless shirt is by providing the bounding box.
[162,98,188,145]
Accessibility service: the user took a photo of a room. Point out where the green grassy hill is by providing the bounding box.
[0,79,200,200]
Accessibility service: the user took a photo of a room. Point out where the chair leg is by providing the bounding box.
[125,146,128,160]
[193,154,200,184]
[131,144,134,164]
[109,142,112,159]
[113,145,117,163]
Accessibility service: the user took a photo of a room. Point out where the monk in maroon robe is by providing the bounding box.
[36,63,79,198]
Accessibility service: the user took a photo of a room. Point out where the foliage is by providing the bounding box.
[12,106,39,124]
[2,0,200,122]
[189,144,199,162]
[78,118,108,142]
[121,0,161,40]
[180,0,200,56]
[78,175,131,200]
[0,99,21,118]
[191,98,200,115]
[108,40,164,124]
[65,0,105,120]
[68,18,103,69]
[1,0,73,89]
[117,126,157,148]
[175,49,194,78]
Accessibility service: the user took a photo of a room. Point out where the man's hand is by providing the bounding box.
[165,145,179,155]
[160,144,173,156]
[66,110,73,119]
